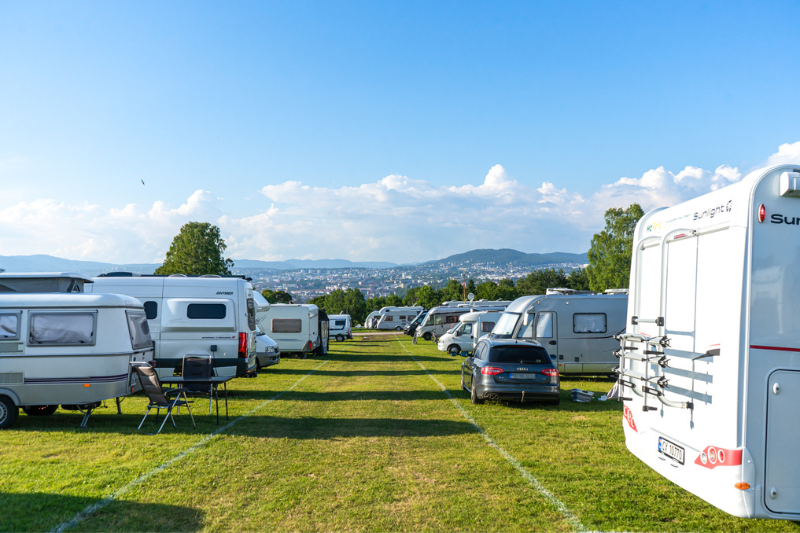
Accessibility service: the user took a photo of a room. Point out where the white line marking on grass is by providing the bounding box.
[50,360,330,533]
[394,335,588,533]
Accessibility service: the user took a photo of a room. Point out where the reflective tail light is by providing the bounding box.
[238,333,247,358]
[308,341,313,351]
[481,367,503,375]
[542,368,559,377]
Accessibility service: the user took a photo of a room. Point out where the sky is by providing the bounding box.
[1,1,800,265]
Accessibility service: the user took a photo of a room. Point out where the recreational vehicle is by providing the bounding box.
[0,272,91,293]
[617,163,800,520]
[437,311,502,356]
[258,304,329,356]
[374,308,422,331]
[87,274,257,378]
[328,314,352,342]
[0,292,153,429]
[491,290,628,375]
[415,302,509,341]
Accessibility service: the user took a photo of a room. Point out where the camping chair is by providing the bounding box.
[181,354,222,422]
[134,364,195,434]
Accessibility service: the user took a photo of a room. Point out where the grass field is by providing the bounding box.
[2,335,800,532]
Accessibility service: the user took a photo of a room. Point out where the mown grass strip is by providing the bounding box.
[393,334,587,532]
[49,359,330,533]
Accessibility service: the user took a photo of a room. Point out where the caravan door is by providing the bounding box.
[535,312,565,370]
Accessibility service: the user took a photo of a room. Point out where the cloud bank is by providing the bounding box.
[1,143,799,264]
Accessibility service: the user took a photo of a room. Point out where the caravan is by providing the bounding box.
[328,314,352,342]
[492,289,627,375]
[374,307,423,331]
[617,164,800,519]
[437,310,502,356]
[415,301,509,341]
[258,304,329,356]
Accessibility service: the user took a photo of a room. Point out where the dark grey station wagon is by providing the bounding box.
[461,337,560,405]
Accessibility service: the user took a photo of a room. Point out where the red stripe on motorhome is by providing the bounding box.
[750,345,800,353]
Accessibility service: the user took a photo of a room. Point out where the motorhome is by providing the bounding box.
[403,310,427,336]
[491,289,628,375]
[437,310,502,356]
[328,314,352,342]
[252,293,280,369]
[0,272,91,293]
[374,308,423,331]
[415,302,509,341]
[87,274,257,378]
[617,163,800,520]
[0,292,153,429]
[258,304,328,356]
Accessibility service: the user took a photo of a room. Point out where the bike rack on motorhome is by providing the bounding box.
[617,164,800,520]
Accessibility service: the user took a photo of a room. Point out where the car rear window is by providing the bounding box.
[489,345,549,364]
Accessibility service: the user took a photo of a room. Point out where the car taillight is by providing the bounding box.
[238,333,247,358]
[308,341,313,351]
[542,368,559,377]
[481,367,503,375]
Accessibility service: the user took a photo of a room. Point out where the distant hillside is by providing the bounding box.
[232,258,398,270]
[424,249,588,268]
[0,255,158,275]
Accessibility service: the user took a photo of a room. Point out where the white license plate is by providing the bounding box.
[658,437,685,464]
[509,373,538,380]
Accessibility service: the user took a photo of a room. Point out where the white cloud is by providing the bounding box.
[1,143,800,265]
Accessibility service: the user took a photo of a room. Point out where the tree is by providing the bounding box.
[384,294,403,307]
[517,268,569,296]
[496,278,519,300]
[441,279,463,302]
[475,281,498,300]
[415,285,442,309]
[402,287,420,306]
[466,279,477,297]
[567,268,591,291]
[155,222,234,276]
[262,289,293,304]
[587,204,644,291]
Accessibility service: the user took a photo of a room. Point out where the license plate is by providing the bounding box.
[658,437,685,464]
[509,373,538,380]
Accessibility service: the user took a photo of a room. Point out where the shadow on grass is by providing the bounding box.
[243,389,459,402]
[324,353,454,363]
[267,368,462,377]
[0,492,203,532]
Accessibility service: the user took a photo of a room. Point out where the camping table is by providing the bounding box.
[160,376,232,424]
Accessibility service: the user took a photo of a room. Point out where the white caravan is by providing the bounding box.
[374,308,423,331]
[253,293,280,369]
[328,314,352,342]
[88,274,257,378]
[437,311,502,356]
[415,302,509,341]
[0,292,153,429]
[258,304,329,356]
[617,163,800,520]
[492,290,628,375]
[0,272,92,293]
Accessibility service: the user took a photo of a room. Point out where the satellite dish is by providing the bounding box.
[467,292,475,301]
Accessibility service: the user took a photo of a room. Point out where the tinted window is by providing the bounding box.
[247,298,256,331]
[187,304,227,319]
[573,313,606,333]
[143,301,158,320]
[489,346,549,364]
[445,315,459,324]
[272,318,302,333]
[385,316,394,322]
[481,321,495,333]
[334,320,346,326]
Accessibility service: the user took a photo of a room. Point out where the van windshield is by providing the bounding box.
[492,312,520,338]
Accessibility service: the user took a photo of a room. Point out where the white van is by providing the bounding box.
[328,314,352,342]
[0,292,153,429]
[258,304,329,356]
[415,302,509,341]
[437,311,502,356]
[617,163,800,520]
[88,274,257,378]
[491,290,628,375]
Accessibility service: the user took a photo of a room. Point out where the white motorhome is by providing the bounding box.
[491,290,628,375]
[0,292,153,429]
[415,302,509,341]
[258,304,329,356]
[617,164,800,520]
[328,314,352,342]
[87,274,257,378]
[374,308,423,331]
[437,310,502,356]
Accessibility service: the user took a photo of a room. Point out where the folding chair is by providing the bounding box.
[134,364,195,434]
[182,354,221,423]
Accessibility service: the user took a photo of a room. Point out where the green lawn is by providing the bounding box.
[1,335,798,532]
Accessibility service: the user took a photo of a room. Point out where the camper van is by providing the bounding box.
[415,302,509,341]
[88,275,257,378]
[437,311,502,356]
[328,314,352,342]
[0,292,153,429]
[492,290,628,375]
[258,304,328,356]
[617,164,800,520]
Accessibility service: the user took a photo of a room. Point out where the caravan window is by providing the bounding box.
[126,311,152,350]
[536,312,554,338]
[481,321,496,333]
[143,301,158,320]
[29,312,96,345]
[573,313,607,333]
[246,298,256,331]
[385,316,394,322]
[334,320,346,327]
[272,319,302,333]
[445,315,459,324]
[0,313,20,340]
[187,304,227,320]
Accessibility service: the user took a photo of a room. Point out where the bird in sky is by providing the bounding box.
[141,179,145,185]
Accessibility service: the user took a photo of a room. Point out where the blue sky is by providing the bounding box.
[2,1,800,264]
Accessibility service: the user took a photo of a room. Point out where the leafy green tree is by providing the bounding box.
[309,295,327,308]
[155,222,233,276]
[496,278,519,300]
[587,204,645,291]
[402,287,420,306]
[475,281,498,300]
[384,294,403,307]
[415,285,442,309]
[517,268,569,296]
[262,289,293,304]
[367,296,386,312]
[466,279,477,297]
[441,279,464,302]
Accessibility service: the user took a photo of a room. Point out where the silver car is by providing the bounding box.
[461,338,560,405]
[255,328,281,369]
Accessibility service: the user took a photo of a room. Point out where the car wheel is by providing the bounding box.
[23,405,58,416]
[470,378,484,405]
[395,326,402,331]
[422,332,432,341]
[0,396,19,429]
[336,335,344,342]
[448,345,460,357]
